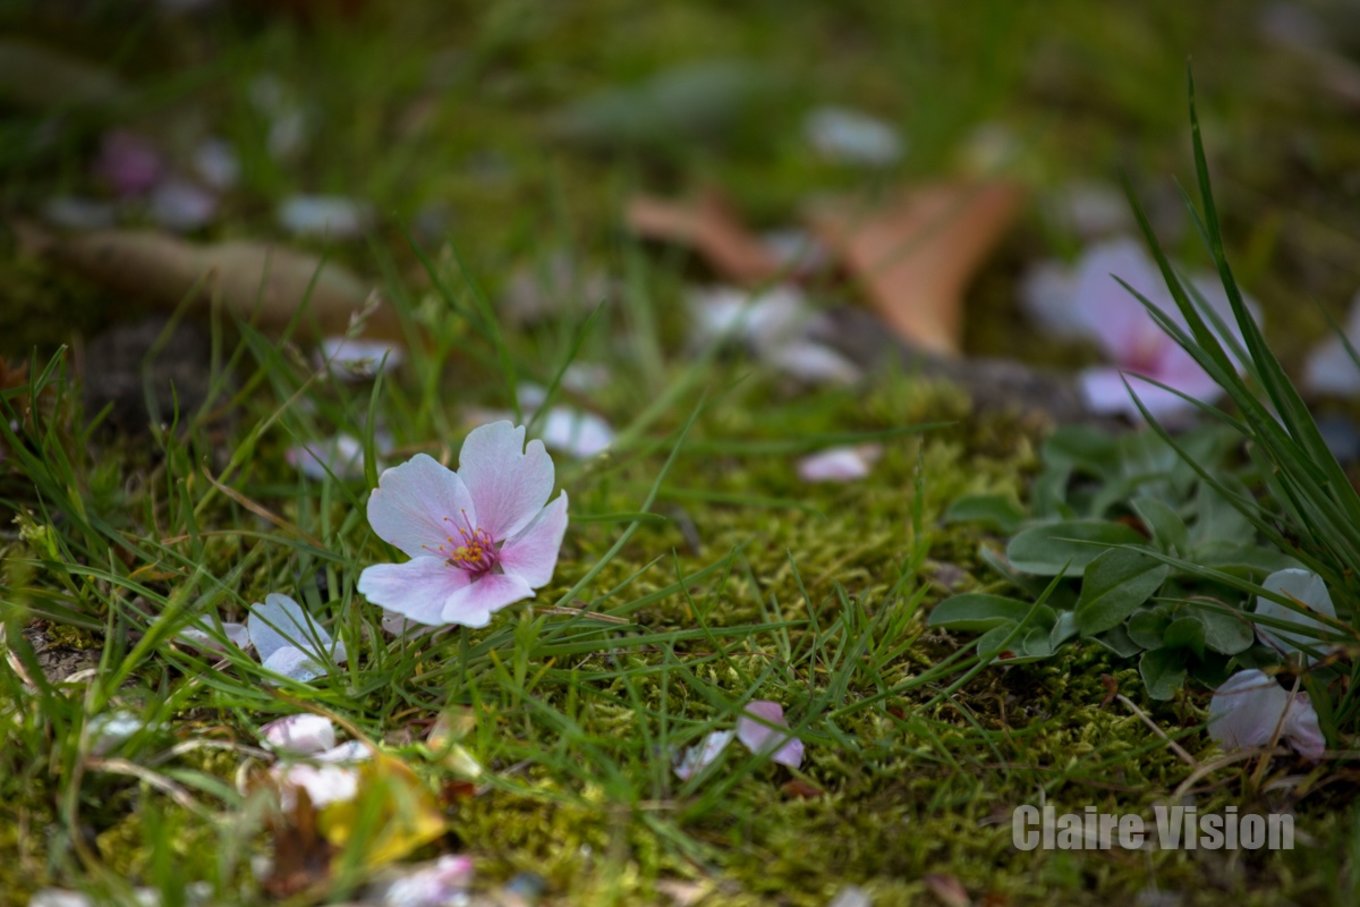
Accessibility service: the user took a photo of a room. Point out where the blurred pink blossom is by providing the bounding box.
[1020,237,1257,422]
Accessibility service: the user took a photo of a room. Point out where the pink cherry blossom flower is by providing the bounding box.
[1208,669,1324,761]
[357,421,568,628]
[736,700,804,769]
[797,444,883,483]
[1019,237,1257,422]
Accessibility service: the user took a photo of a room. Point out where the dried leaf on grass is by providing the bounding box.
[807,182,1022,355]
[15,222,398,340]
[626,190,781,285]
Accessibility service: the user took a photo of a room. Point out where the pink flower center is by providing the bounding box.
[435,517,498,575]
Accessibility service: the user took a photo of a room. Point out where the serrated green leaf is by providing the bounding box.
[1075,548,1169,636]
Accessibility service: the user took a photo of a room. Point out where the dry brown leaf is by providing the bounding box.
[626,189,781,285]
[262,789,335,899]
[923,873,971,907]
[807,182,1022,356]
[15,222,398,341]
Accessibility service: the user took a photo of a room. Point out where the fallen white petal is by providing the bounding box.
[260,714,336,755]
[89,710,146,755]
[381,854,475,907]
[1208,669,1324,761]
[797,445,882,483]
[286,434,367,481]
[192,138,239,190]
[147,177,217,232]
[318,336,405,381]
[177,619,249,653]
[766,340,863,386]
[673,730,734,781]
[804,106,904,166]
[271,762,360,809]
[1255,568,1337,663]
[537,407,614,458]
[30,891,94,907]
[278,194,372,238]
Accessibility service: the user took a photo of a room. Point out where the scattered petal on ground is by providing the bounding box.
[192,137,239,190]
[261,714,336,755]
[804,106,904,166]
[88,710,145,755]
[147,177,217,232]
[1303,291,1360,396]
[271,762,361,810]
[1019,236,1258,421]
[378,854,474,907]
[797,444,882,482]
[536,406,615,458]
[247,593,347,683]
[673,730,734,780]
[1208,669,1325,760]
[286,434,367,481]
[94,130,163,196]
[1254,568,1338,663]
[278,194,372,238]
[736,700,804,768]
[318,336,404,380]
[177,619,249,652]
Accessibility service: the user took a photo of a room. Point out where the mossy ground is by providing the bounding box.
[4,1,1360,905]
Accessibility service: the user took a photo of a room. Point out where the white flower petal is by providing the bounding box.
[318,337,404,381]
[673,730,734,781]
[287,434,367,481]
[456,421,555,540]
[381,855,475,907]
[1255,568,1337,663]
[278,194,371,238]
[271,762,360,809]
[261,714,336,755]
[1209,669,1324,760]
[248,593,344,678]
[804,106,904,166]
[797,445,882,483]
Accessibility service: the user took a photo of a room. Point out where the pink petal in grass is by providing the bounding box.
[498,492,569,588]
[736,700,804,769]
[440,573,534,628]
[357,556,471,627]
[456,421,555,539]
[366,454,478,559]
